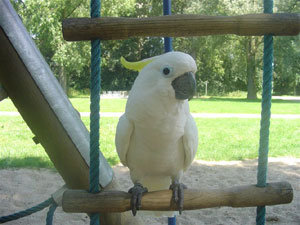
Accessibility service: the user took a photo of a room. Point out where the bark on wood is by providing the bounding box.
[62,181,293,213]
[62,13,300,41]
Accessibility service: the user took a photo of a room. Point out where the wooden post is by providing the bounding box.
[62,181,293,213]
[62,13,300,41]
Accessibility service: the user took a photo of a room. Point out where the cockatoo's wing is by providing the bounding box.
[115,114,133,167]
[182,114,198,171]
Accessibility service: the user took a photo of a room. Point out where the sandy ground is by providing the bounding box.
[0,157,299,225]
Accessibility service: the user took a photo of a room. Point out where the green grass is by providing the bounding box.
[70,97,127,113]
[0,115,299,169]
[1,97,299,114]
[0,116,119,169]
[0,99,18,111]
[1,95,299,169]
[189,97,300,114]
[0,116,53,169]
[196,118,300,160]
[0,97,128,113]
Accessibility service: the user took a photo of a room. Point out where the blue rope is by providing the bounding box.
[46,202,57,225]
[163,0,172,52]
[256,1,273,224]
[0,198,54,224]
[89,0,101,224]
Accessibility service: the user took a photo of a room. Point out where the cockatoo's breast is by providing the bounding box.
[125,97,188,177]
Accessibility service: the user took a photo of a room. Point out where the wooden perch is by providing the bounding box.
[62,13,300,41]
[62,181,293,213]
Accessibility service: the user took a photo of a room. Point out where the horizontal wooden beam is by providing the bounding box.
[62,13,300,41]
[62,181,293,213]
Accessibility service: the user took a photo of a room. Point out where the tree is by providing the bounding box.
[12,0,91,94]
[273,0,300,95]
[11,0,299,96]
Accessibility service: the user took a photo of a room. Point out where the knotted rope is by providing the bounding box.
[256,0,273,224]
[89,0,101,224]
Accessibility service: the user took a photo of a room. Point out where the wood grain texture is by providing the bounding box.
[62,181,293,213]
[62,13,300,41]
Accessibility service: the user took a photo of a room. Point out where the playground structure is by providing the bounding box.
[0,0,298,224]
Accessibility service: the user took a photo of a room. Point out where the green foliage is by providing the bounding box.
[273,0,300,95]
[10,0,299,95]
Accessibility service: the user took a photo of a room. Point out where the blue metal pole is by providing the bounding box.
[164,0,174,224]
[163,0,172,52]
[168,216,176,225]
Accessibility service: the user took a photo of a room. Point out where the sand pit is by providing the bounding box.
[0,157,299,224]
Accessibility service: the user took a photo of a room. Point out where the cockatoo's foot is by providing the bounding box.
[169,181,187,214]
[128,183,148,216]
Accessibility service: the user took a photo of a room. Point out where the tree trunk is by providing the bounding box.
[246,37,257,100]
[58,66,68,95]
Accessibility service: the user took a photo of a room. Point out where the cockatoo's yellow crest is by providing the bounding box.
[120,56,154,72]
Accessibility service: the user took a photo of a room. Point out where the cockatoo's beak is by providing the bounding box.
[171,72,196,100]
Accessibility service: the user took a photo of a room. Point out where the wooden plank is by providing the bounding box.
[62,181,293,213]
[62,13,300,41]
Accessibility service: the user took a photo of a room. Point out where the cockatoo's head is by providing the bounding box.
[121,51,197,100]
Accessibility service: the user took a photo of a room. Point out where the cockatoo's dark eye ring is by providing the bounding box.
[161,66,173,77]
[163,67,171,75]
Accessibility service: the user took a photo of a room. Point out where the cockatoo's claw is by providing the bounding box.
[128,183,148,216]
[169,182,187,214]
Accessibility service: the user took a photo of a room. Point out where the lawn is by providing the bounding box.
[0,96,299,169]
[1,96,299,114]
[189,97,300,114]
[0,115,299,169]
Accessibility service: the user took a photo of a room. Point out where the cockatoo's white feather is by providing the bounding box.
[115,51,198,216]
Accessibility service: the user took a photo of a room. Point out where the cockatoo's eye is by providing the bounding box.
[161,66,173,77]
[163,67,170,75]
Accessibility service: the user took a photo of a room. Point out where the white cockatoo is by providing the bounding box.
[115,51,198,216]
